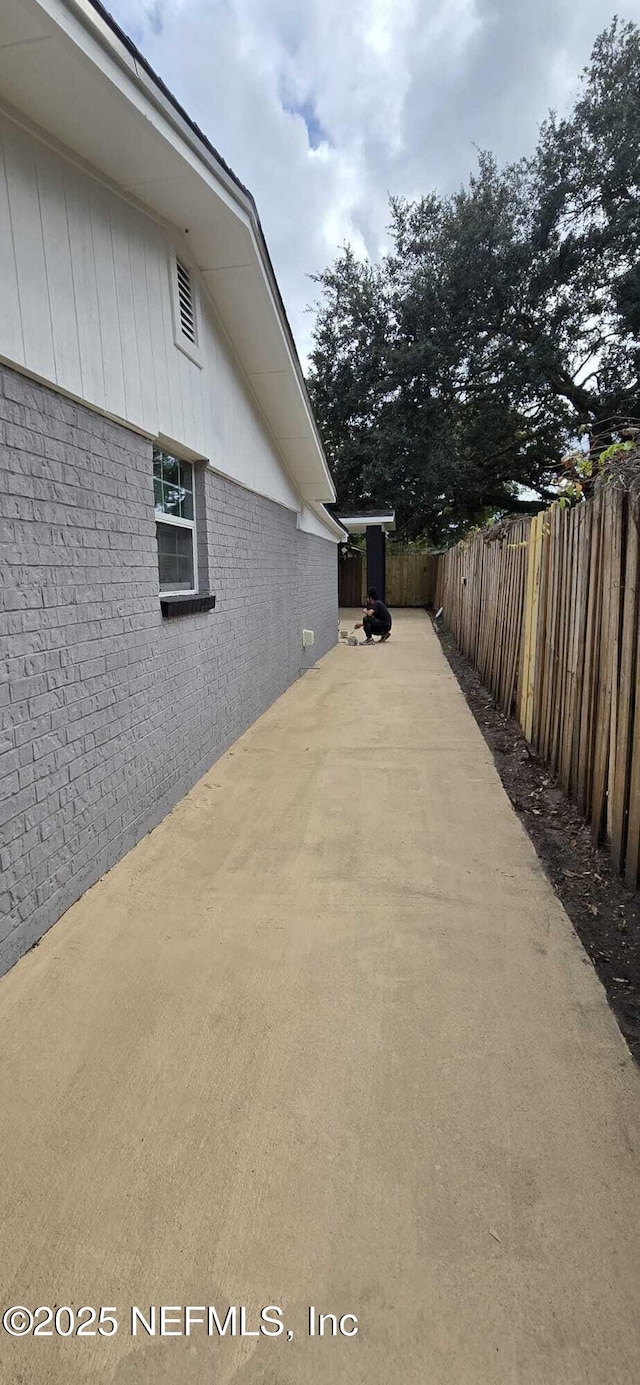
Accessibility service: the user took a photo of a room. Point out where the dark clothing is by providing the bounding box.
[367,599,392,630]
[363,615,390,639]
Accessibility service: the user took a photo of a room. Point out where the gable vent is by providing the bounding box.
[176,258,196,343]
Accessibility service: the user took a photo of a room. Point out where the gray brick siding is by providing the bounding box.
[0,364,338,973]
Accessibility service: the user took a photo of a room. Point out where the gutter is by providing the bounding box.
[309,504,348,542]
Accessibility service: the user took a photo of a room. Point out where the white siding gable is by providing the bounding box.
[0,106,301,512]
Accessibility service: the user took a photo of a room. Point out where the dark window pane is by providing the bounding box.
[174,527,193,558]
[158,553,179,587]
[181,487,194,520]
[153,476,164,507]
[157,525,176,554]
[156,522,194,592]
[162,457,180,487]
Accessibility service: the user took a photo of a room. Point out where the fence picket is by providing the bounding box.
[435,483,640,886]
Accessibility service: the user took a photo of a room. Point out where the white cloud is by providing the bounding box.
[107,0,640,363]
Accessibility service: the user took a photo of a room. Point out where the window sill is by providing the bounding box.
[160,593,216,619]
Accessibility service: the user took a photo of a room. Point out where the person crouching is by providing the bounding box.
[355,588,392,644]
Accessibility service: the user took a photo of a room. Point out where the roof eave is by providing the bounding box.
[5,0,335,504]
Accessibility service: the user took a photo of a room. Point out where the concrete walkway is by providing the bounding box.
[2,610,640,1385]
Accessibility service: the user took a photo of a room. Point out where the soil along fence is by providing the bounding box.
[435,485,640,887]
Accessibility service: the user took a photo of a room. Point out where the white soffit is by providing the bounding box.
[278,437,332,484]
[338,514,396,533]
[0,0,50,44]
[0,0,335,505]
[201,266,290,375]
[248,371,311,443]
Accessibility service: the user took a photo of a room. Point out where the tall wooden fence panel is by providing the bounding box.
[338,548,440,607]
[338,551,365,606]
[435,517,529,715]
[435,487,640,887]
[386,551,440,607]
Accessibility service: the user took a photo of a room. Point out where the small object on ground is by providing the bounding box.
[488,1228,503,1245]
[434,606,444,622]
[347,635,358,646]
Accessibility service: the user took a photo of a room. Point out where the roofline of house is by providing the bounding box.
[337,512,397,532]
[86,0,256,208]
[62,0,334,507]
[308,504,348,541]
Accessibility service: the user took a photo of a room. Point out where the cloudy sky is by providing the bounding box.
[108,0,640,362]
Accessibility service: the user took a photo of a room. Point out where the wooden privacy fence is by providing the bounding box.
[386,551,440,606]
[338,549,440,607]
[435,486,640,888]
[338,550,366,606]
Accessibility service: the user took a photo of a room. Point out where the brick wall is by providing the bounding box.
[0,364,338,973]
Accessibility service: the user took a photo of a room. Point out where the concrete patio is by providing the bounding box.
[1,610,640,1384]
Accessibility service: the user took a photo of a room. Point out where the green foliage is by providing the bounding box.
[557,435,640,505]
[307,19,640,544]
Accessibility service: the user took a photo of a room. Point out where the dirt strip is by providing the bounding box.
[436,620,640,1063]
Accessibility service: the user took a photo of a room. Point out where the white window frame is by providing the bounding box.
[154,450,199,598]
[168,247,203,369]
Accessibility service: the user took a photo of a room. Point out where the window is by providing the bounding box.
[154,448,196,594]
